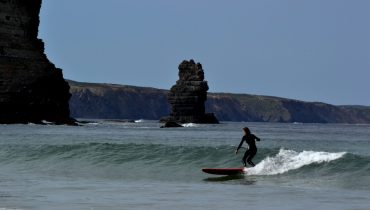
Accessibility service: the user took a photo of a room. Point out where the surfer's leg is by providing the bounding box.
[242,150,251,167]
[247,150,257,167]
[247,160,255,167]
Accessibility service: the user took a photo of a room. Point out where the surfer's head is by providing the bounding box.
[243,127,250,135]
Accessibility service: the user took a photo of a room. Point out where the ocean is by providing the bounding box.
[0,121,369,210]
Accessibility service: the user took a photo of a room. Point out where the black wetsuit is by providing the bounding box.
[237,134,260,167]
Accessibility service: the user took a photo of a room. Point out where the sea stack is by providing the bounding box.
[0,0,74,124]
[161,60,219,124]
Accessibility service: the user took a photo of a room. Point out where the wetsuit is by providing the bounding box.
[237,134,260,167]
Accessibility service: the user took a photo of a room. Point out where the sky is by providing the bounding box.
[39,0,370,106]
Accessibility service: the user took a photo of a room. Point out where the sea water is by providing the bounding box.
[0,121,369,210]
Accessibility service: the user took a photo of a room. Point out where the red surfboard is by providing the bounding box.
[202,168,245,175]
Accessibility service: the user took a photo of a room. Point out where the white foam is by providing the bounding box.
[41,120,53,124]
[247,149,346,175]
[87,122,99,125]
[135,119,144,123]
[0,208,24,210]
[181,123,198,127]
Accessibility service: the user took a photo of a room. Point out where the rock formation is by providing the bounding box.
[160,121,183,128]
[160,60,219,124]
[0,0,74,124]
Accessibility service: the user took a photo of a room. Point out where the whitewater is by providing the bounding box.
[247,149,346,175]
[0,121,369,210]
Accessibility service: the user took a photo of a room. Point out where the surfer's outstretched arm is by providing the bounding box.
[235,138,244,154]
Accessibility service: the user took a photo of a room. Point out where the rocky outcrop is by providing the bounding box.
[0,0,74,124]
[160,60,219,124]
[160,121,183,128]
[68,80,370,124]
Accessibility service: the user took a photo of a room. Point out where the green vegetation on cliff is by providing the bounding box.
[68,80,370,123]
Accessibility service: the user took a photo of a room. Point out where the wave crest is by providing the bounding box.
[247,149,346,175]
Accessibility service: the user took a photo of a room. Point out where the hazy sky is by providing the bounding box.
[39,0,370,105]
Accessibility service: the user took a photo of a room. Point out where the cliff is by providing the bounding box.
[0,0,73,124]
[69,80,170,120]
[68,80,370,124]
[206,94,370,123]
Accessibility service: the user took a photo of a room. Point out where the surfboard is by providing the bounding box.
[202,168,245,175]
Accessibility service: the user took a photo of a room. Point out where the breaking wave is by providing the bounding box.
[247,149,346,175]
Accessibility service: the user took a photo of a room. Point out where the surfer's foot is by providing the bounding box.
[242,161,247,167]
[248,161,255,167]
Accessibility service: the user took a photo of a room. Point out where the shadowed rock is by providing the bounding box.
[160,60,219,124]
[0,0,75,124]
[160,121,183,128]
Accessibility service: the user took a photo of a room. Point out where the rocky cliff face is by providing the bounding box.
[0,0,74,124]
[206,94,370,123]
[68,81,370,124]
[69,80,170,120]
[161,60,219,123]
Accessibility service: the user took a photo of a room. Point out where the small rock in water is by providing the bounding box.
[160,121,183,128]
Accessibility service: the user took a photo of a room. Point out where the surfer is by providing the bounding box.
[235,127,261,167]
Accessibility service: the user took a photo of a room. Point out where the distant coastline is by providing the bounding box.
[68,80,370,124]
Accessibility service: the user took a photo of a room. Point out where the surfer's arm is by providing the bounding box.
[235,138,244,154]
[253,134,261,141]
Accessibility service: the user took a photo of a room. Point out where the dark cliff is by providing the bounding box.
[0,0,73,124]
[69,80,170,120]
[68,80,370,124]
